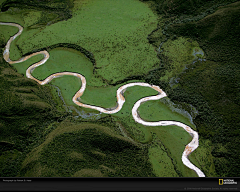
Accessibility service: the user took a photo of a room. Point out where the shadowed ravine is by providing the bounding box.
[0,22,205,177]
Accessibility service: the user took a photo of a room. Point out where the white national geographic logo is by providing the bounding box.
[219,179,238,185]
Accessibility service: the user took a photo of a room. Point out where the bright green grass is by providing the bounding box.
[149,126,198,177]
[13,0,159,83]
[51,78,160,111]
[50,75,81,106]
[137,98,200,177]
[113,113,201,176]
[111,87,199,176]
[112,85,160,143]
[0,9,42,61]
[0,0,160,106]
[113,85,159,117]
[0,25,23,62]
[138,98,195,128]
[116,96,200,177]
[76,81,159,111]
[14,48,94,82]
[188,139,217,177]
[0,11,24,28]
[80,85,119,109]
[51,75,119,107]
[31,48,93,80]
[12,47,99,106]
[148,137,179,177]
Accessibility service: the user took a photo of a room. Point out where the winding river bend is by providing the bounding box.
[0,22,205,177]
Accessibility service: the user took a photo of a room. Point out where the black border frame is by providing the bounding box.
[1,177,240,191]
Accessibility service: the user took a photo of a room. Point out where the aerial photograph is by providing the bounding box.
[0,0,239,179]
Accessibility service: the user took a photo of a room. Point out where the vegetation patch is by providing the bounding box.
[148,141,178,177]
[160,37,204,82]
[10,0,160,84]
[20,121,155,177]
[166,1,240,65]
[160,2,240,176]
[188,139,217,177]
[148,127,197,177]
[142,0,239,16]
[0,56,66,177]
[138,97,196,128]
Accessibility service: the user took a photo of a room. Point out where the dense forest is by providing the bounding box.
[144,0,240,176]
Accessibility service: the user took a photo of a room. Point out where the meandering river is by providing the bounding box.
[0,22,205,177]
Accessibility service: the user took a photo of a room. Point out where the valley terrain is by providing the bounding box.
[0,0,239,177]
